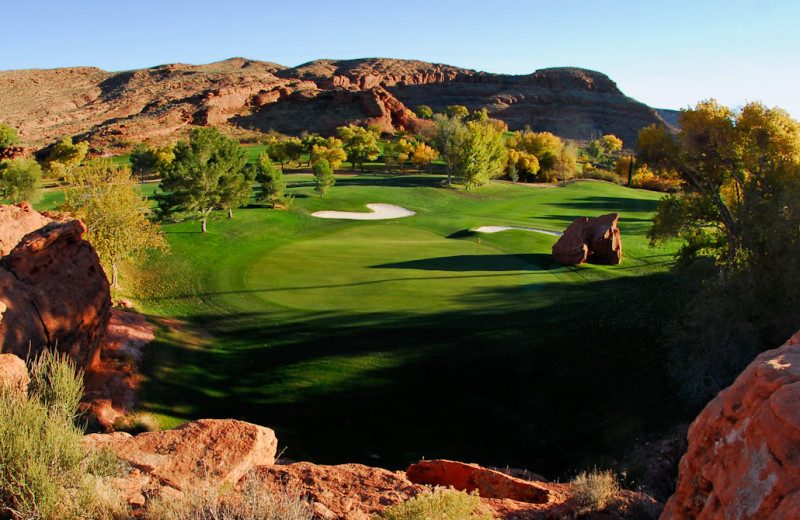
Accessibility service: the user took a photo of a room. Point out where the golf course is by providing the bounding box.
[123,173,687,478]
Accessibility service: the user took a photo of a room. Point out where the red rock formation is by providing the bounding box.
[83,419,278,492]
[0,202,53,256]
[1,58,671,149]
[661,330,800,519]
[0,220,111,370]
[552,213,622,265]
[0,352,29,393]
[406,459,561,504]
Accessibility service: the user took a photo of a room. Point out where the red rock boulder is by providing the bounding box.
[0,353,29,393]
[82,419,278,492]
[0,202,53,256]
[661,330,800,519]
[552,213,622,265]
[0,219,111,371]
[406,459,562,505]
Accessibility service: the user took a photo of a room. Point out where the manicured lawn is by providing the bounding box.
[121,176,686,477]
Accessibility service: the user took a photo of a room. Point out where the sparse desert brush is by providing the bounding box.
[0,349,129,520]
[569,468,621,516]
[143,470,312,520]
[377,486,493,520]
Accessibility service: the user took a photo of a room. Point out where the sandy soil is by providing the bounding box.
[311,203,416,220]
[474,226,563,236]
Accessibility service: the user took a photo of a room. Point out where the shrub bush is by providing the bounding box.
[377,486,492,520]
[143,471,313,520]
[569,468,621,515]
[0,350,128,520]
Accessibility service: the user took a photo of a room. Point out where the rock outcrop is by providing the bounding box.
[552,212,622,265]
[83,419,278,492]
[1,58,672,149]
[0,352,29,393]
[662,330,800,519]
[0,202,54,256]
[0,219,111,370]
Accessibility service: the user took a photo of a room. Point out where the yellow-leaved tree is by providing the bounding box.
[60,159,167,288]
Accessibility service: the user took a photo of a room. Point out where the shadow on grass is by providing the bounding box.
[548,196,659,213]
[372,254,556,272]
[139,269,695,479]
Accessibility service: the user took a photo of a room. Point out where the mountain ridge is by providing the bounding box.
[0,57,673,149]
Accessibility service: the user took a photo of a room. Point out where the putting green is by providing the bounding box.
[243,224,568,313]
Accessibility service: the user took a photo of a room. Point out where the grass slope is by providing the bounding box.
[127,175,685,477]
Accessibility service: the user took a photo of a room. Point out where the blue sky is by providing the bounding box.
[5,0,800,118]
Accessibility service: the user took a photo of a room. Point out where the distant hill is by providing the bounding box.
[0,57,673,149]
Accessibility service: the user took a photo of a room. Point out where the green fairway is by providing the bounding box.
[123,176,687,477]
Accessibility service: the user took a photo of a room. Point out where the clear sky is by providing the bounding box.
[4,0,800,118]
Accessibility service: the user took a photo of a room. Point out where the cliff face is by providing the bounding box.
[1,57,671,148]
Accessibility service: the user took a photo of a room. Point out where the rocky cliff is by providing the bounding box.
[0,57,671,149]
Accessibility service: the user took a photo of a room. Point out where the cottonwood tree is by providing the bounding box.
[414,105,433,119]
[411,143,438,172]
[0,124,18,159]
[337,125,380,172]
[432,114,467,184]
[1,158,42,202]
[43,137,89,179]
[60,159,166,288]
[312,158,335,197]
[156,127,249,232]
[639,99,800,402]
[456,121,507,189]
[311,138,347,170]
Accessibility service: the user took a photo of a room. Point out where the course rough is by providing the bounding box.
[312,203,416,220]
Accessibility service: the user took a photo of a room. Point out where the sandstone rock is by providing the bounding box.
[0,219,111,370]
[0,353,29,393]
[552,213,622,265]
[406,459,561,504]
[83,419,278,491]
[0,202,53,256]
[661,330,800,519]
[255,462,425,520]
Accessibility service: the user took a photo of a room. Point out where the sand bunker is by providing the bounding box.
[474,226,562,237]
[311,203,416,220]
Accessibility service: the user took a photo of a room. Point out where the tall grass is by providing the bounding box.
[0,350,128,520]
[377,487,492,520]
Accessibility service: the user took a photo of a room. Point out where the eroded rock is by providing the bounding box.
[552,213,622,265]
[661,330,800,519]
[0,352,29,393]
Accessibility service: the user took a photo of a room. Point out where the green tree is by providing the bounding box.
[156,127,248,232]
[61,159,167,288]
[432,114,467,184]
[252,151,285,208]
[414,105,433,119]
[310,137,347,169]
[0,124,19,159]
[639,100,800,402]
[456,121,507,189]
[445,105,469,120]
[336,125,381,172]
[43,137,89,179]
[130,143,175,182]
[1,158,42,202]
[312,158,335,197]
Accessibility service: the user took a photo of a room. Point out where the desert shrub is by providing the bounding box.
[144,471,313,520]
[579,167,622,184]
[0,349,129,520]
[569,469,621,516]
[377,486,492,520]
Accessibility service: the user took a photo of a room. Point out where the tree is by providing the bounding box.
[336,125,381,171]
[60,159,167,288]
[312,158,335,197]
[43,137,88,179]
[638,100,800,402]
[600,134,623,154]
[414,105,433,119]
[456,121,507,189]
[384,138,414,172]
[506,149,540,179]
[311,138,347,170]
[1,157,42,202]
[130,143,175,182]
[411,143,439,172]
[586,140,604,162]
[156,127,249,232]
[445,105,469,120]
[432,114,467,184]
[0,124,18,158]
[252,151,285,208]
[301,134,329,166]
